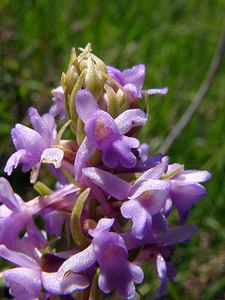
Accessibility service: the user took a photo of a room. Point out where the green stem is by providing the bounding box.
[70,188,91,249]
[88,269,101,300]
[34,181,52,196]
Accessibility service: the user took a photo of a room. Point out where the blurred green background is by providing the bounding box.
[0,0,225,299]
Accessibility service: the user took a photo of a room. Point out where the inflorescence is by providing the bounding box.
[0,44,211,300]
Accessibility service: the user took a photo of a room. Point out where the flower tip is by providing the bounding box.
[204,171,212,181]
[28,106,37,116]
[4,166,12,176]
[161,86,168,94]
[142,86,168,95]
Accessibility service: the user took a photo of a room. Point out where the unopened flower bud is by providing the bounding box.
[91,54,107,73]
[104,84,120,118]
[84,57,105,100]
[117,88,129,112]
[65,64,79,95]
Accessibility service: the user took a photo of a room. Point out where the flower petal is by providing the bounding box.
[26,220,47,251]
[4,149,33,175]
[121,200,151,239]
[44,210,67,237]
[3,267,41,299]
[42,113,57,143]
[152,213,168,237]
[158,224,197,246]
[82,167,131,200]
[0,177,23,211]
[89,218,114,238]
[142,87,168,95]
[57,245,96,278]
[42,271,89,295]
[0,211,31,249]
[28,107,51,141]
[174,170,211,183]
[131,179,170,199]
[130,179,170,215]
[107,66,124,85]
[84,110,119,146]
[50,86,66,119]
[76,89,99,123]
[136,156,169,183]
[130,264,144,284]
[41,147,64,168]
[136,153,164,172]
[0,245,39,269]
[115,109,147,134]
[101,135,139,169]
[93,231,141,299]
[12,124,46,155]
[156,254,167,296]
[171,182,207,221]
[74,137,96,180]
[122,64,145,89]
[124,83,142,98]
[137,143,150,161]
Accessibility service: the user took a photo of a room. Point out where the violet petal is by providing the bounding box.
[82,167,131,200]
[156,254,167,296]
[158,224,197,246]
[76,89,99,123]
[171,182,207,221]
[4,150,34,175]
[42,271,89,295]
[0,177,22,211]
[3,267,41,299]
[122,64,145,89]
[0,245,39,269]
[74,137,96,180]
[57,245,96,278]
[115,109,147,134]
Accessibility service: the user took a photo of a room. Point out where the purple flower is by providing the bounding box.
[82,167,132,201]
[35,183,80,236]
[0,244,89,299]
[0,177,38,249]
[57,218,144,299]
[50,86,66,119]
[74,89,147,179]
[4,107,64,182]
[145,224,197,296]
[123,223,197,296]
[0,178,79,248]
[121,191,169,241]
[121,159,170,240]
[167,164,211,222]
[107,64,168,98]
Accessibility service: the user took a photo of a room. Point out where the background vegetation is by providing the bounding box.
[0,0,225,299]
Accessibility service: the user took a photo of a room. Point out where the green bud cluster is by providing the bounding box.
[61,43,129,144]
